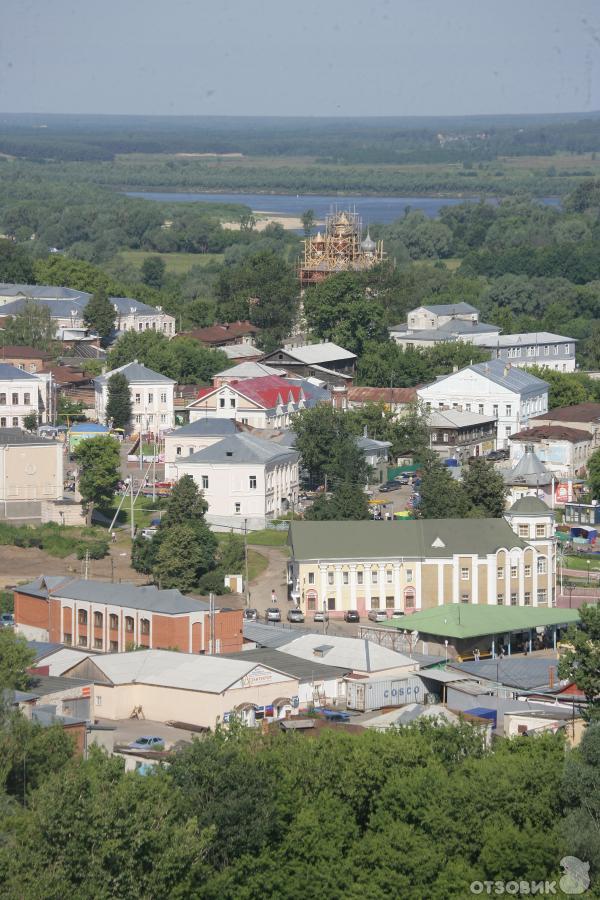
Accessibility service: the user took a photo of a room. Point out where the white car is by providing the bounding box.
[367,609,388,623]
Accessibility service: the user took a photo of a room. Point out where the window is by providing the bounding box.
[371,596,380,609]
[202,475,209,489]
[497,566,504,579]
[442,432,448,442]
[234,502,241,514]
[505,404,512,416]
[510,592,518,606]
[385,596,395,609]
[160,392,167,403]
[188,447,194,455]
[406,569,413,583]
[110,640,118,651]
[505,425,512,436]
[371,570,378,584]
[0,418,5,427]
[0,394,5,405]
[497,593,504,605]
[554,345,559,355]
[535,524,545,538]
[524,592,531,606]
[12,418,18,427]
[241,418,248,425]
[492,404,498,416]
[518,524,529,538]
[148,393,153,404]
[93,612,103,628]
[109,614,118,630]
[465,403,471,412]
[537,557,547,575]
[78,610,87,626]
[140,618,150,635]
[478,404,484,415]
[431,432,438,442]
[94,638,103,650]
[404,590,415,609]
[343,571,349,585]
[64,632,72,645]
[125,616,134,633]
[327,571,334,585]
[138,322,143,331]
[23,393,30,405]
[308,572,315,585]
[357,571,364,585]
[176,446,182,456]
[135,393,141,403]
[219,398,226,408]
[249,475,257,489]
[11,393,18,405]
[386,570,393,584]
[327,597,336,610]
[460,593,469,603]
[524,564,531,577]
[544,345,550,356]
[230,398,236,408]
[78,635,88,647]
[461,567,469,581]
[510,565,518,578]
[537,589,547,604]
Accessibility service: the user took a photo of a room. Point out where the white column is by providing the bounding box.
[532,551,538,607]
[488,554,496,605]
[319,565,327,609]
[379,564,386,608]
[519,550,525,605]
[364,563,372,607]
[335,565,343,611]
[394,563,402,605]
[350,565,357,608]
[437,563,444,606]
[452,557,459,604]
[471,555,479,604]
[415,561,422,609]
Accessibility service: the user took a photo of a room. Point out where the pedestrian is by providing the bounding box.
[474,648,480,662]
[271,588,277,605]
[111,531,116,544]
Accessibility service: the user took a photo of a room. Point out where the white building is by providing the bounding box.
[111,298,175,336]
[509,426,593,480]
[0,364,52,427]
[418,360,549,449]
[481,332,577,372]
[173,432,299,530]
[164,418,238,480]
[94,361,175,433]
[390,302,500,349]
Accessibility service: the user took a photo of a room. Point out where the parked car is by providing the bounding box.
[390,610,405,618]
[242,608,258,621]
[379,481,401,493]
[313,610,329,622]
[128,736,165,751]
[0,613,14,628]
[141,527,158,540]
[344,610,360,623]
[287,608,305,623]
[265,607,281,622]
[367,609,388,623]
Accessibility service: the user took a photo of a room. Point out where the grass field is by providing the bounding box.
[246,528,289,548]
[119,250,223,275]
[564,554,600,572]
[247,549,268,581]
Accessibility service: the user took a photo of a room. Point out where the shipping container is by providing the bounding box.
[346,676,425,711]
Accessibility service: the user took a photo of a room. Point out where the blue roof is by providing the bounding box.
[0,363,41,381]
[69,423,109,433]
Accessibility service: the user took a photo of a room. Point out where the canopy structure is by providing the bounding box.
[381,604,580,641]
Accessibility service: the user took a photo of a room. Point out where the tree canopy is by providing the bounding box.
[73,435,121,523]
[107,330,228,384]
[83,288,115,346]
[1,301,57,352]
[105,371,131,430]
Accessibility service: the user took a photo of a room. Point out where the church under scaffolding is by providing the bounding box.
[298,209,385,288]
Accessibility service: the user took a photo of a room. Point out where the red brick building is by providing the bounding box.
[14,576,243,655]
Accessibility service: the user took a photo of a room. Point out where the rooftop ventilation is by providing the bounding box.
[313,644,334,657]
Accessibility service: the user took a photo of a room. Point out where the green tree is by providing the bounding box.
[0,239,35,283]
[561,725,600,875]
[162,474,209,527]
[73,435,121,524]
[105,371,131,430]
[526,366,591,409]
[305,481,370,520]
[558,604,600,722]
[2,301,57,351]
[22,413,38,433]
[304,272,388,356]
[589,448,600,501]
[107,330,227,384]
[0,706,76,802]
[140,254,166,289]
[461,457,507,517]
[154,523,217,590]
[418,454,470,518]
[0,629,35,690]
[292,406,369,488]
[83,288,115,346]
[301,209,316,237]
[216,532,245,573]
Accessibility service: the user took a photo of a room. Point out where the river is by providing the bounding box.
[125,190,560,223]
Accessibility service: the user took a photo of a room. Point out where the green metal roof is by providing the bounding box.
[507,496,552,517]
[288,519,527,562]
[380,604,579,640]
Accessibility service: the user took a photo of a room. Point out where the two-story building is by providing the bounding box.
[428,409,497,461]
[174,432,299,530]
[287,497,555,618]
[164,418,238,480]
[389,302,500,349]
[0,363,52,427]
[530,402,600,447]
[0,428,63,510]
[94,361,175,432]
[509,426,593,480]
[0,346,52,373]
[14,576,243,654]
[111,298,176,336]
[481,332,577,372]
[260,341,357,387]
[418,360,549,449]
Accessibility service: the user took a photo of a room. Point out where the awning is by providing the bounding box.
[234,702,257,712]
[271,697,292,707]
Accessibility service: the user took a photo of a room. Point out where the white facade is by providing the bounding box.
[164,420,237,480]
[509,431,593,480]
[112,299,176,336]
[94,362,175,432]
[483,332,577,373]
[418,362,549,449]
[0,366,51,427]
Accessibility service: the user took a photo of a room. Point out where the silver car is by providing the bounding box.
[367,609,388,623]
[287,608,305,623]
[265,607,281,622]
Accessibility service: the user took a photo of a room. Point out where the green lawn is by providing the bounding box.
[119,249,223,275]
[564,554,600,571]
[247,549,268,581]
[246,528,289,547]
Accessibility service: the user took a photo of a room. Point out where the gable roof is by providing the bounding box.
[276,633,415,673]
[379,604,579,640]
[422,359,549,395]
[184,321,259,344]
[215,362,286,379]
[0,345,51,359]
[448,657,565,691]
[420,302,479,315]
[0,363,42,381]
[243,621,312,648]
[531,402,600,424]
[485,331,576,348]
[347,386,417,405]
[0,283,90,302]
[167,418,238,438]
[289,519,527,562]
[222,648,350,680]
[94,361,175,385]
[17,576,216,614]
[273,342,356,365]
[510,425,593,443]
[507,495,552,517]
[184,432,299,466]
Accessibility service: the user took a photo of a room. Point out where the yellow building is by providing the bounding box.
[288,497,555,619]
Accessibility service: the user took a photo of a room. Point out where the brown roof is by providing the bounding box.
[181,321,260,345]
[43,365,91,386]
[510,425,593,443]
[531,402,600,424]
[347,386,417,404]
[0,345,51,359]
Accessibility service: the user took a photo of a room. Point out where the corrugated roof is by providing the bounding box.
[243,622,310,648]
[448,658,566,691]
[421,302,479,315]
[276,634,415,673]
[424,359,549,396]
[0,428,58,446]
[222,648,350,680]
[356,436,392,452]
[183,433,299,466]
[18,576,214,614]
[111,297,170,316]
[0,363,42,381]
[168,418,238,437]
[510,425,592,443]
[221,344,263,360]
[289,519,527,562]
[531,402,600,424]
[95,362,175,385]
[216,363,286,379]
[486,332,576,348]
[437,320,500,335]
[27,673,95,696]
[379,604,579,640]
[281,342,357,364]
[31,648,92,676]
[0,283,90,302]
[70,649,283,693]
[347,386,417,404]
[503,450,552,486]
[429,410,497,428]
[0,345,51,359]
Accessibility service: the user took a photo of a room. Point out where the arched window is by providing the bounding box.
[93,612,103,628]
[125,616,134,633]
[140,618,150,635]
[404,589,416,610]
[77,610,87,626]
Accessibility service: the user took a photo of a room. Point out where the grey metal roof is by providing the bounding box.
[356,436,392,452]
[222,648,350,680]
[27,640,64,661]
[215,362,286,379]
[428,410,497,428]
[0,298,88,318]
[279,342,356,364]
[0,283,90,302]
[469,359,549,394]
[27,673,96,696]
[184,433,299,466]
[18,576,213,614]
[485,332,577,348]
[421,302,479,315]
[221,344,263,360]
[507,495,552,517]
[243,621,311,648]
[437,319,500,335]
[503,451,552,486]
[397,329,457,343]
[0,364,42,381]
[169,418,238,438]
[0,428,58,445]
[110,297,169,316]
[95,362,175,385]
[448,658,564,691]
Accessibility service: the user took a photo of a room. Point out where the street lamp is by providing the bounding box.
[587,559,591,585]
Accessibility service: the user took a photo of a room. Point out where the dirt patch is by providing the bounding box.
[0,544,148,589]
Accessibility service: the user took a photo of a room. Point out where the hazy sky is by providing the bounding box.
[2,0,600,117]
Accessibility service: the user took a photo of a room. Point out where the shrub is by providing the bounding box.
[76,540,109,560]
[197,569,231,595]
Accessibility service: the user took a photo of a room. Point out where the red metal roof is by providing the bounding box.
[195,375,304,409]
[183,321,259,345]
[0,345,52,359]
[347,386,417,404]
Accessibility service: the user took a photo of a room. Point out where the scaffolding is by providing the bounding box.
[298,208,385,288]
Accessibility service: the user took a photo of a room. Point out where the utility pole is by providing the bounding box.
[209,592,215,654]
[84,550,90,580]
[152,429,157,505]
[244,518,250,607]
[130,477,135,539]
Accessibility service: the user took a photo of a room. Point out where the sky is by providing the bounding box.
[2,0,600,118]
